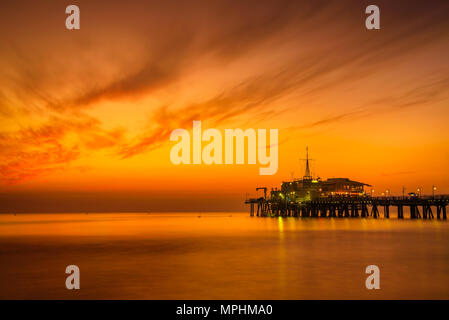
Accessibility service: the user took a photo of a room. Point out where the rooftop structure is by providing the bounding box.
[270,148,371,202]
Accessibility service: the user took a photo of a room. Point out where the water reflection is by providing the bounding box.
[0,213,448,299]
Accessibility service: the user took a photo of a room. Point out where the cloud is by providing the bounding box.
[0,144,80,184]
[1,0,449,185]
[117,67,306,158]
[0,115,126,184]
[0,0,323,115]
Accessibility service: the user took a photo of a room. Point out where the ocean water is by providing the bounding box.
[0,212,448,299]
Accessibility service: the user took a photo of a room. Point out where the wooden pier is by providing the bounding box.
[245,196,448,220]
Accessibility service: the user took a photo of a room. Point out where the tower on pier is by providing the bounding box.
[303,147,312,181]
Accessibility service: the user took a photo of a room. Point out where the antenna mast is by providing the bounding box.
[303,146,312,180]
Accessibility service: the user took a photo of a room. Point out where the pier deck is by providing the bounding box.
[245,196,449,219]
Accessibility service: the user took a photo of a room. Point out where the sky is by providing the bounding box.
[0,0,448,212]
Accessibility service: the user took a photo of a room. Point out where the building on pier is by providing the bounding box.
[270,148,371,202]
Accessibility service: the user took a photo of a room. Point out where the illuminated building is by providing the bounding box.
[271,148,371,202]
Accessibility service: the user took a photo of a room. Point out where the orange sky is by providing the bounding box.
[1,0,448,212]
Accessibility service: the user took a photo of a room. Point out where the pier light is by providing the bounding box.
[432,185,437,197]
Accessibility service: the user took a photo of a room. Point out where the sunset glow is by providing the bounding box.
[1,0,448,212]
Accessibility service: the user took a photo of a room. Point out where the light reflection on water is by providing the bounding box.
[0,212,448,299]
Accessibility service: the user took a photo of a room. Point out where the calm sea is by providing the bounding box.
[1,212,448,299]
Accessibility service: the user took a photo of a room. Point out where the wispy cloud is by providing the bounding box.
[0,115,126,183]
[0,0,448,185]
[0,144,80,184]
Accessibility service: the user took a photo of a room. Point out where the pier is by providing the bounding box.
[245,195,448,220]
[246,148,448,220]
